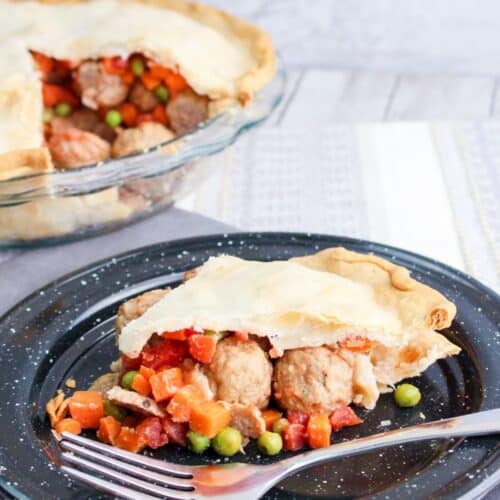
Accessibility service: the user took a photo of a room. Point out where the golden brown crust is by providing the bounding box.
[0,148,53,181]
[292,247,457,330]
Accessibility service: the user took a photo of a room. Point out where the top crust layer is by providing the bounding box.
[0,0,276,176]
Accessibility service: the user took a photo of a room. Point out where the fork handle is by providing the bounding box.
[280,408,500,475]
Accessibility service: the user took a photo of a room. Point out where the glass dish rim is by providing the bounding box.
[0,64,286,204]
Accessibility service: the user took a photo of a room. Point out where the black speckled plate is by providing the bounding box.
[0,233,498,500]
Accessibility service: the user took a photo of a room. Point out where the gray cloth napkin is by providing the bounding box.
[0,207,233,315]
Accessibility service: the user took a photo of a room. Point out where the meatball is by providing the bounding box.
[129,81,159,112]
[76,61,129,109]
[166,89,208,135]
[115,288,169,335]
[273,347,354,414]
[51,109,116,143]
[48,128,110,168]
[203,336,273,409]
[111,122,175,157]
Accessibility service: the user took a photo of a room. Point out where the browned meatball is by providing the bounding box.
[204,336,273,409]
[76,61,129,109]
[48,128,110,168]
[166,89,208,135]
[115,289,169,335]
[51,109,116,143]
[129,81,159,112]
[273,347,354,414]
[111,122,175,157]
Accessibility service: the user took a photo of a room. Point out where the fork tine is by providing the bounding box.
[61,465,161,500]
[62,453,195,500]
[60,432,193,477]
[60,441,193,490]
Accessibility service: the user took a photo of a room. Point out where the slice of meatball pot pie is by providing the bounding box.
[46,247,460,454]
[0,0,276,239]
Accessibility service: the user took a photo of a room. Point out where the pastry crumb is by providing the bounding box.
[65,378,76,388]
[380,419,391,427]
[419,412,426,419]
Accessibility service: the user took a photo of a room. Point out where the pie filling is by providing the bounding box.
[32,51,209,169]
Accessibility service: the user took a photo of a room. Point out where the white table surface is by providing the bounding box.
[178,0,500,292]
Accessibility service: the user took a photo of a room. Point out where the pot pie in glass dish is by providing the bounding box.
[47,247,460,455]
[0,0,280,244]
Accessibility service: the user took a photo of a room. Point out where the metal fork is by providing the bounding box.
[57,408,500,499]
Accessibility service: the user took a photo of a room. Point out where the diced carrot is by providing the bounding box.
[113,427,146,453]
[187,334,217,364]
[162,330,187,341]
[339,336,373,353]
[139,365,156,381]
[118,102,138,127]
[31,51,54,77]
[42,83,78,107]
[55,418,81,435]
[149,65,175,80]
[261,409,282,431]
[141,72,162,91]
[131,373,151,397]
[152,104,168,125]
[121,70,135,85]
[233,331,249,342]
[102,56,128,75]
[164,72,188,92]
[166,385,205,423]
[189,401,231,438]
[96,416,122,444]
[68,391,104,429]
[307,414,331,449]
[149,367,184,403]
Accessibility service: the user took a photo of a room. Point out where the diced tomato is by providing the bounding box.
[162,415,188,446]
[287,410,309,426]
[261,409,282,431]
[162,330,187,341]
[233,331,249,342]
[139,365,155,380]
[114,427,146,453]
[339,336,373,353]
[131,373,151,396]
[102,56,128,75]
[149,367,184,402]
[187,334,217,364]
[306,414,331,449]
[68,391,104,429]
[97,416,122,445]
[166,385,205,423]
[55,418,81,435]
[136,113,154,124]
[42,83,78,107]
[152,104,168,125]
[141,71,162,91]
[136,417,169,449]
[283,424,307,451]
[118,102,138,127]
[329,405,363,431]
[141,339,188,370]
[122,354,142,371]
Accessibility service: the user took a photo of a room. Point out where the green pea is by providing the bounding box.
[43,108,53,123]
[104,399,128,422]
[105,109,122,128]
[394,383,421,408]
[130,58,145,77]
[211,427,242,457]
[154,84,169,102]
[257,431,283,456]
[272,417,289,435]
[121,370,139,390]
[54,102,72,117]
[187,430,210,454]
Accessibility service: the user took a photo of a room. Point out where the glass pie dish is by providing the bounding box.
[0,67,285,247]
